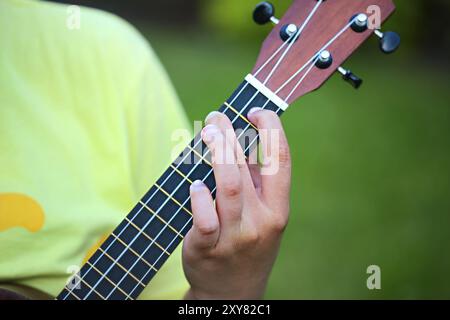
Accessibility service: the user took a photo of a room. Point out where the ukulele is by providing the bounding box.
[57,0,400,300]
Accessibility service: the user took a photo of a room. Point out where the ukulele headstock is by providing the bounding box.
[251,0,399,105]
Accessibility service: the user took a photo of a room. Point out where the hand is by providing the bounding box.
[182,108,291,300]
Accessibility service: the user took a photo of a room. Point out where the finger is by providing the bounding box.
[247,147,262,193]
[206,112,257,196]
[205,111,247,168]
[185,180,220,250]
[201,121,243,229]
[247,108,291,212]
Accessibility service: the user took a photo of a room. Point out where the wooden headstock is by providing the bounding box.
[251,0,396,104]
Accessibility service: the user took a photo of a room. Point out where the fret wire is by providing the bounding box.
[66,84,263,300]
[224,102,258,130]
[139,200,185,239]
[126,99,279,298]
[62,272,83,300]
[86,261,133,299]
[124,217,171,256]
[111,232,159,272]
[98,247,146,288]
[65,287,81,300]
[186,145,212,167]
[70,290,81,300]
[170,164,193,184]
[63,267,120,300]
[154,184,192,216]
[77,275,107,300]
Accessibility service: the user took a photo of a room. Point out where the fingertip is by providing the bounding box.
[201,124,220,144]
[190,180,207,193]
[248,108,281,129]
[205,111,222,124]
[247,107,263,122]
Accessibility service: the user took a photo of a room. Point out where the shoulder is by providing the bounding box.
[24,1,160,75]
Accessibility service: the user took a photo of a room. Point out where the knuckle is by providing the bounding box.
[278,139,291,167]
[197,223,219,237]
[212,112,232,128]
[266,110,279,119]
[221,179,242,198]
[218,112,232,125]
[269,215,289,233]
[211,245,232,259]
[240,230,260,246]
[260,110,279,125]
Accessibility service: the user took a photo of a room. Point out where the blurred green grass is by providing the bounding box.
[143,28,450,299]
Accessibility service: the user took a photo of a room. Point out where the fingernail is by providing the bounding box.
[202,124,220,143]
[205,111,221,123]
[190,180,205,191]
[247,107,262,117]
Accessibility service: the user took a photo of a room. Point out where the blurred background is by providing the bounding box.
[52,0,450,299]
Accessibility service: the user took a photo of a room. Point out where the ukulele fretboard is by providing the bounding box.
[57,75,285,300]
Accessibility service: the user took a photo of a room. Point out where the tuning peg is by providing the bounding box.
[315,50,333,69]
[374,29,401,54]
[253,2,279,25]
[337,67,363,89]
[350,13,368,33]
[280,24,298,42]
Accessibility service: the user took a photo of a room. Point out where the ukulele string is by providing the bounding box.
[276,17,357,96]
[262,0,324,85]
[254,33,293,77]
[284,56,320,102]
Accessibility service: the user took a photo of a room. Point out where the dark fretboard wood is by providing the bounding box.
[57,77,284,300]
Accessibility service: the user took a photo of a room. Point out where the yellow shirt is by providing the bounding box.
[0,0,190,299]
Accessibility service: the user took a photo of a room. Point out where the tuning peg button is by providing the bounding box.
[253,2,279,25]
[351,13,368,33]
[338,67,363,89]
[280,24,298,42]
[374,30,401,54]
[315,50,333,69]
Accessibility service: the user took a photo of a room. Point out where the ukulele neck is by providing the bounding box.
[57,74,288,300]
